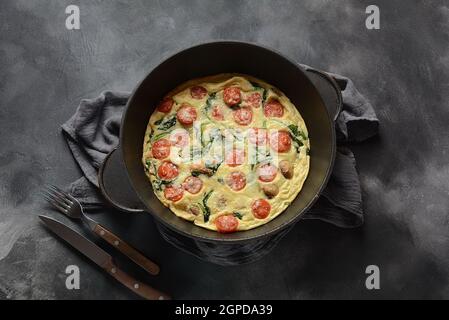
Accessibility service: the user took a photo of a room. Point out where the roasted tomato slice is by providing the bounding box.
[233,107,253,126]
[223,87,242,106]
[157,161,179,180]
[264,99,284,117]
[190,86,208,99]
[252,199,271,219]
[215,214,239,233]
[244,92,262,108]
[157,97,174,113]
[182,176,203,194]
[152,138,171,159]
[225,171,246,191]
[164,185,184,202]
[177,103,197,126]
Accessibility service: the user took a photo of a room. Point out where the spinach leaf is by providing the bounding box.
[287,124,299,136]
[262,89,268,102]
[205,160,222,175]
[198,190,214,222]
[288,124,307,140]
[233,212,243,220]
[287,124,307,153]
[157,115,177,131]
[144,159,151,172]
[148,130,154,142]
[291,135,303,153]
[205,93,216,112]
[191,170,202,177]
[152,178,173,192]
[202,93,216,121]
[145,160,157,176]
[154,118,163,125]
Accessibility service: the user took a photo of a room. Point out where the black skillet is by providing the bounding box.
[98,41,342,247]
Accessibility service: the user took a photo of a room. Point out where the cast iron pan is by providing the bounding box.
[99,41,341,243]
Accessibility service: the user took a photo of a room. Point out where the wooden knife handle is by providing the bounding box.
[94,224,160,275]
[104,260,170,300]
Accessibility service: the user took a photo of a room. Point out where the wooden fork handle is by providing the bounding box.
[94,224,160,276]
[104,260,170,300]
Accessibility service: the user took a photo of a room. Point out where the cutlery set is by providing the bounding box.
[41,184,170,300]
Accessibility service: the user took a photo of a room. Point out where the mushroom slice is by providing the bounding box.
[188,204,201,216]
[262,184,279,199]
[279,160,293,179]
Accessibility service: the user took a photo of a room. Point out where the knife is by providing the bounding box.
[39,215,170,300]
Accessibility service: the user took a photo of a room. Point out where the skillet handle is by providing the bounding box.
[305,68,343,121]
[98,147,145,213]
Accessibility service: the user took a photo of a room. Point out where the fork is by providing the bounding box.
[43,184,160,276]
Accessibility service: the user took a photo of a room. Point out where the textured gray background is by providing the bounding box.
[1,0,449,299]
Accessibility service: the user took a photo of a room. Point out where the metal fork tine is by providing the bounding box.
[44,186,72,206]
[48,184,78,204]
[50,185,79,203]
[49,184,79,204]
[42,190,71,209]
[45,185,73,205]
[42,193,69,214]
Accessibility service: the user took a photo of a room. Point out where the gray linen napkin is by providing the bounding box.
[61,71,378,228]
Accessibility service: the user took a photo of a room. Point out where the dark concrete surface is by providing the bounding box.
[1,0,449,299]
